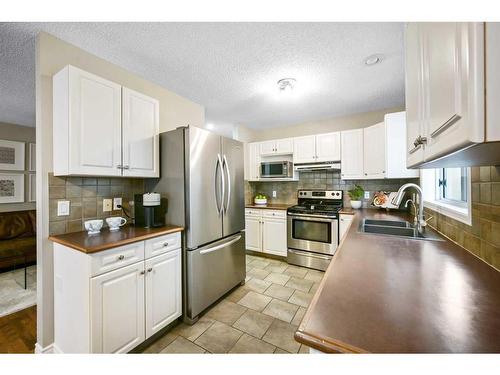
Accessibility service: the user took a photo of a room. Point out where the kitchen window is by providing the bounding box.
[421,167,471,225]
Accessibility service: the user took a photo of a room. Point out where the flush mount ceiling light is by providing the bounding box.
[277,78,296,94]
[365,54,383,66]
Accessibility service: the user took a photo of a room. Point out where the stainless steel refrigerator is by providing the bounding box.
[146,126,245,324]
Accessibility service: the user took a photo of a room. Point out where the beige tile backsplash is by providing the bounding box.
[48,173,144,235]
[424,166,500,271]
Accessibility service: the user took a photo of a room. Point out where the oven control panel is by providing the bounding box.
[298,190,343,200]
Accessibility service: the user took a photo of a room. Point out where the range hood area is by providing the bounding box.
[294,162,341,171]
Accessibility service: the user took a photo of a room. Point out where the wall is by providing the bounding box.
[424,166,500,271]
[35,32,206,350]
[250,106,403,141]
[247,170,419,207]
[0,122,36,212]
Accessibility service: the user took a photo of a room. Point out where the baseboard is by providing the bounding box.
[35,342,62,354]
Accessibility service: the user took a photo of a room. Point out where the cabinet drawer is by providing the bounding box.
[262,210,286,219]
[145,232,181,259]
[245,208,262,217]
[91,242,145,277]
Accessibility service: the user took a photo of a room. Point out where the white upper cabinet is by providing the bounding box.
[405,23,486,167]
[245,142,261,181]
[260,138,293,156]
[340,129,364,179]
[316,132,341,162]
[122,88,159,177]
[53,65,159,177]
[363,122,386,179]
[53,65,122,176]
[293,135,316,163]
[293,132,340,164]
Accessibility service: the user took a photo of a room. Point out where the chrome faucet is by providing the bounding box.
[392,183,426,233]
[405,199,418,226]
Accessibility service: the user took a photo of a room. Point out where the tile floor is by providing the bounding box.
[141,254,323,354]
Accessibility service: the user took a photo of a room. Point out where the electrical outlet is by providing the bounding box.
[113,197,122,211]
[57,200,70,216]
[272,190,277,198]
[364,191,370,200]
[103,199,113,212]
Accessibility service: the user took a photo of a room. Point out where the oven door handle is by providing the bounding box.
[288,249,333,261]
[287,213,337,222]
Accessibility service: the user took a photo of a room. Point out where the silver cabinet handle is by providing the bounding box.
[147,268,153,273]
[117,255,125,261]
[163,242,169,247]
[140,270,146,275]
[413,135,427,147]
[116,165,123,169]
[122,165,130,170]
[430,114,461,138]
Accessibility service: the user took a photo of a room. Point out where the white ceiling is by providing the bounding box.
[0,22,405,129]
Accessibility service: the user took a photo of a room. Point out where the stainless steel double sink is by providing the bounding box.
[359,218,443,241]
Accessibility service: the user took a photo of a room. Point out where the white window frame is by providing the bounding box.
[421,168,472,226]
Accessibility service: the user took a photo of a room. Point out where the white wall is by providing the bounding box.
[35,32,205,350]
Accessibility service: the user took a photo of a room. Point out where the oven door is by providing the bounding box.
[287,214,338,255]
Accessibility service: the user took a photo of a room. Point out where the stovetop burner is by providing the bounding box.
[287,190,344,217]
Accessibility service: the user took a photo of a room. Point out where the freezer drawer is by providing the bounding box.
[185,232,246,320]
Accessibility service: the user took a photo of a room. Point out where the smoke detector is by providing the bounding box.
[365,54,383,66]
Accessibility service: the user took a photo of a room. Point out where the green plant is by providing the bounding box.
[348,185,364,201]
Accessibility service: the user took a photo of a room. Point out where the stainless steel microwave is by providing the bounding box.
[260,161,293,178]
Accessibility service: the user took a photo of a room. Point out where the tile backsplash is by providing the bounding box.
[246,170,419,207]
[424,166,500,271]
[48,173,144,235]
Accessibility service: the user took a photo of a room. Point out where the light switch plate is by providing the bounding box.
[57,200,70,216]
[364,191,370,199]
[103,199,113,212]
[113,197,122,211]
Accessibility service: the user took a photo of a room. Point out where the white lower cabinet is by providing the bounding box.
[145,249,182,338]
[91,261,145,354]
[53,232,182,353]
[339,214,354,241]
[245,209,287,257]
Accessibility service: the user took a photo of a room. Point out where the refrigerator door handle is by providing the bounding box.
[222,154,231,215]
[215,154,224,216]
[199,234,242,255]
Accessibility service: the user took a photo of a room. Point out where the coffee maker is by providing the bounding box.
[134,193,167,228]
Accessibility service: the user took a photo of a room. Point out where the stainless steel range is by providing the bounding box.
[287,190,343,271]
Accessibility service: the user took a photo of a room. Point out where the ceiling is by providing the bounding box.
[0,22,405,129]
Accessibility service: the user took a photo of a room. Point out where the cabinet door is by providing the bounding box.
[145,249,182,338]
[91,262,145,353]
[316,132,341,162]
[339,215,353,241]
[293,135,316,163]
[363,122,386,179]
[122,88,159,177]
[246,142,261,181]
[245,215,262,252]
[67,66,122,176]
[405,23,426,168]
[421,23,484,160]
[259,141,276,156]
[262,217,287,257]
[340,129,364,180]
[275,138,294,154]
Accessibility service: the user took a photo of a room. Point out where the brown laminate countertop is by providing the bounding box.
[245,203,293,210]
[49,225,184,254]
[295,209,500,353]
[338,208,355,215]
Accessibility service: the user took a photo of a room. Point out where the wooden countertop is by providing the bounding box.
[245,203,293,210]
[295,209,500,353]
[338,208,355,215]
[49,225,184,254]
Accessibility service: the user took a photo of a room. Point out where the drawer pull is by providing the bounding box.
[140,270,146,275]
[163,242,169,247]
[117,255,125,261]
[147,268,153,273]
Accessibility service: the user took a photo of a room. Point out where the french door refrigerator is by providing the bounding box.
[146,126,245,324]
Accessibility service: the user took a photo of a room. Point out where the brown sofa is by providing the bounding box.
[0,210,36,273]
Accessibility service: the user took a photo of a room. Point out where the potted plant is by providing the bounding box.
[254,193,268,205]
[348,185,364,209]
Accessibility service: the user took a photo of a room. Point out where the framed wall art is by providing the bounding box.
[0,140,25,171]
[28,174,36,202]
[0,173,24,203]
[28,143,36,171]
